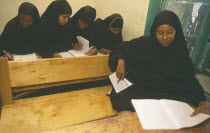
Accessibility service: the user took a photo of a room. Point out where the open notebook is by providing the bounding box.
[131,99,210,130]
[13,53,38,61]
[60,36,89,57]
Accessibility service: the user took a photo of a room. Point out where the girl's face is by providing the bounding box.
[19,14,34,28]
[109,27,122,35]
[58,14,71,26]
[156,25,176,47]
[78,19,89,29]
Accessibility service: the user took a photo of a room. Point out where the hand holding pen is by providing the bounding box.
[2,50,14,60]
[117,70,130,83]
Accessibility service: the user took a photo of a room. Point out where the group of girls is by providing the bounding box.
[0,0,123,59]
[1,0,210,116]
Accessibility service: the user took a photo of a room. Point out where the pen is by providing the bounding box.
[2,50,12,59]
[117,70,130,84]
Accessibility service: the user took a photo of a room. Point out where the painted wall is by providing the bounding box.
[0,0,149,41]
[95,0,149,41]
[0,0,95,33]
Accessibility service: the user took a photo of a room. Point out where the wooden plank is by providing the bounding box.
[0,86,117,133]
[43,112,210,133]
[12,76,108,93]
[9,55,112,87]
[0,57,13,105]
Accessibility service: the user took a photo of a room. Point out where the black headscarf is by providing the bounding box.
[72,5,96,25]
[93,13,123,50]
[0,2,40,55]
[39,0,74,58]
[71,5,96,46]
[104,14,123,29]
[41,0,72,25]
[109,10,206,111]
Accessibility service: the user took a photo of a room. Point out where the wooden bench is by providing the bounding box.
[0,56,117,133]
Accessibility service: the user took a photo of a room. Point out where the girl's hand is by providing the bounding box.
[73,43,82,50]
[85,48,98,56]
[116,58,125,79]
[99,48,110,55]
[191,101,210,117]
[53,53,62,58]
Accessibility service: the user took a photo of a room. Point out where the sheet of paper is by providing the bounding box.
[77,36,89,53]
[132,99,177,129]
[131,99,210,130]
[68,50,87,57]
[109,72,133,93]
[13,53,37,61]
[160,99,210,128]
[59,52,74,57]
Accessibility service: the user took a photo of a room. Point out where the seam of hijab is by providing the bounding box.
[109,17,122,28]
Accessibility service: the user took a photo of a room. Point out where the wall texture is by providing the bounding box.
[0,0,149,41]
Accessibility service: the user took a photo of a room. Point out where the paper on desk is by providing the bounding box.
[13,53,37,61]
[59,52,74,57]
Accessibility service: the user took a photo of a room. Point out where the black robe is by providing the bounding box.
[38,0,74,58]
[93,14,123,50]
[0,2,40,55]
[108,10,206,112]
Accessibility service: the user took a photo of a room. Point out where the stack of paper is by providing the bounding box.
[131,99,210,130]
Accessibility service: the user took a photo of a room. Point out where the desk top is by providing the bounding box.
[43,112,210,133]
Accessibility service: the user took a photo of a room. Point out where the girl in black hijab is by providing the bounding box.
[38,0,74,58]
[71,5,98,55]
[0,2,40,60]
[93,13,123,55]
[109,10,210,116]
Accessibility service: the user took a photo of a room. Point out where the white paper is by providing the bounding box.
[131,99,210,130]
[77,36,89,53]
[59,52,74,57]
[97,52,104,55]
[109,72,133,93]
[13,53,37,61]
[68,50,87,57]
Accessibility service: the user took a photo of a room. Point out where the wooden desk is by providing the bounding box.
[43,112,210,133]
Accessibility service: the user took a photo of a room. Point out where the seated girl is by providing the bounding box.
[93,13,123,55]
[71,5,98,56]
[38,0,74,58]
[108,10,210,116]
[0,2,40,60]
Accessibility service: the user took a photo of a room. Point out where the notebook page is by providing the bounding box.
[13,53,37,61]
[160,99,210,129]
[131,99,176,129]
[59,52,74,57]
[68,50,87,57]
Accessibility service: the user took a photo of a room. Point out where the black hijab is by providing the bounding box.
[71,5,96,46]
[109,11,206,111]
[0,2,40,55]
[93,13,123,50]
[39,0,74,58]
[72,5,96,25]
[40,0,72,25]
